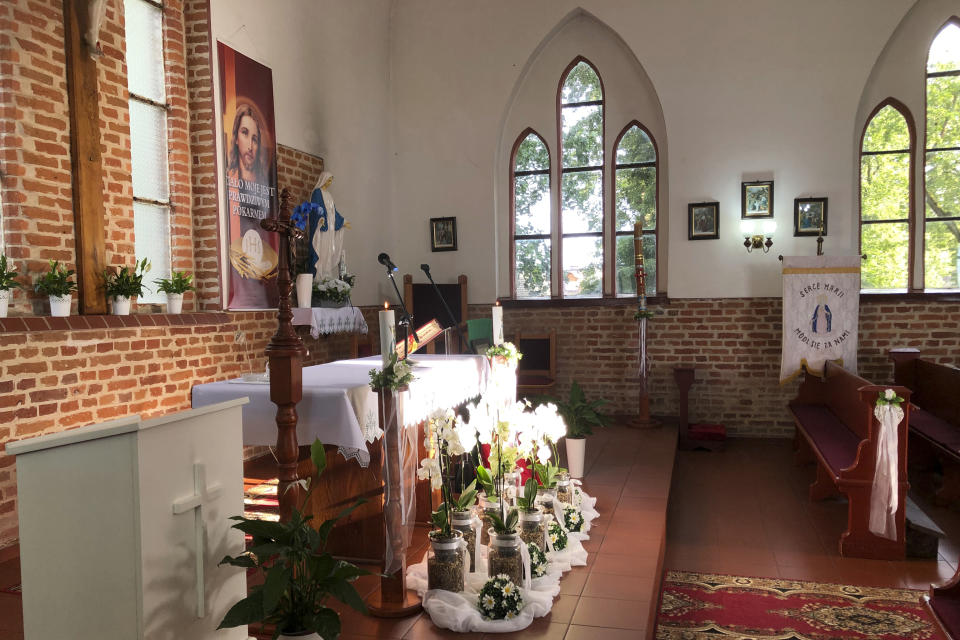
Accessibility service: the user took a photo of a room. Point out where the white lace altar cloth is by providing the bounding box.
[190,354,489,466]
[291,306,368,338]
[405,488,599,632]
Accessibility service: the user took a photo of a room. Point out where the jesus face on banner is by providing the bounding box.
[218,41,280,310]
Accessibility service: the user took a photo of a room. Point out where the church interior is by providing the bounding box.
[1,0,960,638]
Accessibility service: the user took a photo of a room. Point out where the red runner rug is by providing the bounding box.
[655,570,942,640]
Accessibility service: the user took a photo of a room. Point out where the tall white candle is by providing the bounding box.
[379,303,396,366]
[492,303,504,346]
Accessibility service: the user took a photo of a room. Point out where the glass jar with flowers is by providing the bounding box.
[449,480,479,572]
[516,478,545,552]
[487,508,523,586]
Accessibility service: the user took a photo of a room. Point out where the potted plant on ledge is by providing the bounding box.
[0,254,22,318]
[155,271,194,314]
[103,258,150,315]
[35,260,77,317]
[217,440,368,639]
[552,381,610,479]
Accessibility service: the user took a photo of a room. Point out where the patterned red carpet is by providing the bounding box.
[655,570,941,640]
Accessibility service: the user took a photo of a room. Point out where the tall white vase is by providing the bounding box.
[565,437,586,479]
[49,294,71,317]
[0,289,9,318]
[296,273,313,308]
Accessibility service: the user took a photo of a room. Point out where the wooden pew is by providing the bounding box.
[888,350,960,639]
[789,360,912,560]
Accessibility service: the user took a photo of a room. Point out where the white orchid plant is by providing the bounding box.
[418,407,479,540]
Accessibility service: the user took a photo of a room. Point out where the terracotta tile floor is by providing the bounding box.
[666,438,959,591]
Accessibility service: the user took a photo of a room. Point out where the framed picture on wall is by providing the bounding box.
[741,180,774,218]
[794,197,828,236]
[688,202,719,240]
[430,217,458,252]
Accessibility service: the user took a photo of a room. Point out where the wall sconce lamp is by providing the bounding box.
[740,219,776,253]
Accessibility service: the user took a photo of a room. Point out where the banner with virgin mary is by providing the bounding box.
[780,256,861,382]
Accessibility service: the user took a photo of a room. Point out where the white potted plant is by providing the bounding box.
[155,271,194,314]
[0,254,22,318]
[102,258,150,315]
[552,381,610,479]
[34,260,77,317]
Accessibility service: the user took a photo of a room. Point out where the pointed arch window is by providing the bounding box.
[924,21,960,290]
[614,123,657,296]
[559,59,604,299]
[511,131,552,299]
[860,103,913,291]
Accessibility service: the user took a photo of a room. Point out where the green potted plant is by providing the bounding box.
[550,381,610,479]
[34,260,77,317]
[155,270,194,314]
[0,254,22,318]
[217,440,368,639]
[102,258,151,315]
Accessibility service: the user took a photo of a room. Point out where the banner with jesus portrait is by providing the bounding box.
[218,41,280,309]
[780,256,861,382]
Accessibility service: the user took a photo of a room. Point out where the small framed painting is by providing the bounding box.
[794,197,828,236]
[430,217,457,252]
[742,180,774,218]
[688,202,720,240]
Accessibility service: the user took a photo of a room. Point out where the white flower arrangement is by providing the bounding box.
[477,574,524,620]
[876,387,904,407]
[528,542,548,578]
[313,274,353,304]
[563,505,583,533]
[548,521,568,550]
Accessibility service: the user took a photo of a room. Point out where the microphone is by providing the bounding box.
[420,263,431,277]
[378,253,398,272]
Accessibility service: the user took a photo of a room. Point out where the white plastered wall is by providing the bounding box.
[854,0,960,291]
[387,0,913,302]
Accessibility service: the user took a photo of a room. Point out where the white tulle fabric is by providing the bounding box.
[405,488,600,633]
[869,402,904,540]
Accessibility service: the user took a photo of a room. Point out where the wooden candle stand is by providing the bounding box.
[366,388,422,617]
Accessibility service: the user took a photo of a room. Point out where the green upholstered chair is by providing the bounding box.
[467,318,493,354]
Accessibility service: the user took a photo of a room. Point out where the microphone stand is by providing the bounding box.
[384,267,420,359]
[422,268,467,353]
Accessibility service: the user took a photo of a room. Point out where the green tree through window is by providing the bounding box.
[614,124,657,296]
[560,60,603,298]
[512,132,551,298]
[925,21,960,290]
[860,104,912,291]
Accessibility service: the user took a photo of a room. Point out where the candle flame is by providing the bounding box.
[384,301,389,309]
[495,300,500,306]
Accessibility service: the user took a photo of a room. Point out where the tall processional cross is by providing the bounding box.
[172,462,223,618]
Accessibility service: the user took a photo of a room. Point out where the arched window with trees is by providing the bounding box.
[511,131,551,299]
[559,59,604,299]
[614,123,657,296]
[924,20,960,290]
[860,102,913,291]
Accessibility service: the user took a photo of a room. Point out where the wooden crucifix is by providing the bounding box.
[260,188,308,520]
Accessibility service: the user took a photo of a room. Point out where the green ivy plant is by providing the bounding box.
[217,439,368,639]
[103,258,151,298]
[368,352,414,392]
[0,255,22,291]
[34,260,77,297]
[155,271,195,294]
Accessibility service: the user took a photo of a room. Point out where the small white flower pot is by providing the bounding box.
[166,292,183,314]
[111,295,131,316]
[296,273,313,308]
[565,437,586,479]
[0,289,9,318]
[49,294,71,317]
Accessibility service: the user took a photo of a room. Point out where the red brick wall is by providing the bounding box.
[501,297,960,437]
